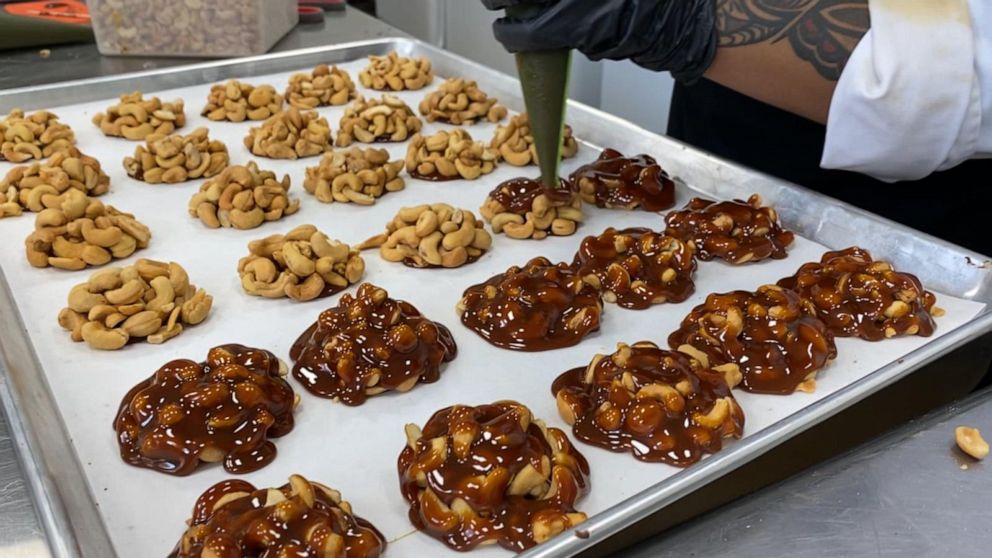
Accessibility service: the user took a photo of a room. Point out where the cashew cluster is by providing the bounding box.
[188,162,298,230]
[239,224,365,302]
[419,78,507,125]
[302,147,405,205]
[405,129,498,181]
[0,108,75,162]
[490,113,579,166]
[92,91,186,140]
[481,178,584,239]
[358,203,493,269]
[0,149,110,219]
[336,95,423,146]
[243,108,332,160]
[285,64,356,108]
[123,127,229,184]
[24,189,151,270]
[91,0,265,56]
[57,258,212,350]
[359,51,434,91]
[202,80,283,122]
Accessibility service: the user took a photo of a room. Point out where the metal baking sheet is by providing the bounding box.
[0,38,990,558]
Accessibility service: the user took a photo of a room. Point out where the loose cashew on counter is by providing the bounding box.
[238,224,365,302]
[243,108,333,160]
[405,129,498,181]
[24,189,151,271]
[302,147,405,205]
[418,78,508,125]
[480,178,584,240]
[123,127,229,184]
[359,51,434,91]
[57,258,212,350]
[188,162,299,229]
[336,94,423,146]
[490,113,579,166]
[202,80,284,122]
[285,64,357,108]
[358,203,493,269]
[0,108,75,163]
[92,91,186,140]
[0,148,110,219]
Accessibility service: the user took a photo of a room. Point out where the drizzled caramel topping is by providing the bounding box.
[569,148,676,211]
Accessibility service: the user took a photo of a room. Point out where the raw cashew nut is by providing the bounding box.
[0,108,75,162]
[490,113,579,166]
[285,64,356,109]
[244,108,332,160]
[359,51,434,91]
[359,203,493,269]
[406,129,498,181]
[418,78,507,125]
[189,162,298,230]
[124,127,229,184]
[303,147,405,205]
[202,80,284,122]
[92,91,186,140]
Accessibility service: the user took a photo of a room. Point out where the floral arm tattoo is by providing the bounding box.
[716,0,870,81]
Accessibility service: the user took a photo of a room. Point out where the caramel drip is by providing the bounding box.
[568,148,676,211]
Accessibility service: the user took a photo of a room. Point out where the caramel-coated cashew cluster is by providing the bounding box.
[285,64,357,108]
[490,113,578,166]
[572,227,697,309]
[115,344,295,476]
[123,127,229,184]
[0,108,75,162]
[569,148,676,211]
[359,50,434,91]
[399,401,589,551]
[244,108,332,160]
[0,149,110,219]
[777,247,942,341]
[480,177,584,239]
[91,0,266,56]
[24,190,151,270]
[291,283,457,406]
[665,194,794,264]
[418,78,507,124]
[303,147,405,205]
[239,224,365,302]
[358,203,493,268]
[668,284,838,395]
[58,259,212,350]
[188,162,299,230]
[458,257,603,351]
[171,474,386,558]
[202,80,283,122]
[92,91,186,140]
[336,95,423,146]
[553,342,744,467]
[405,129,498,181]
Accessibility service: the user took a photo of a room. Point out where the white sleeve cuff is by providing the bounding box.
[821,0,986,182]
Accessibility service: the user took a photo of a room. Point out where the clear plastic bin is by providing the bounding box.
[89,0,299,58]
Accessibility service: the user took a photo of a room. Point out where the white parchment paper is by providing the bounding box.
[0,58,985,557]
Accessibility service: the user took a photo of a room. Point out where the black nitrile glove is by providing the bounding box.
[481,0,717,84]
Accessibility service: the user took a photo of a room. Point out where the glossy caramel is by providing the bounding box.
[114,344,296,476]
[398,401,589,551]
[291,283,457,405]
[668,285,837,394]
[777,247,939,341]
[170,475,386,558]
[458,257,603,351]
[489,177,573,213]
[568,148,676,211]
[552,342,744,467]
[572,227,696,309]
[664,194,794,263]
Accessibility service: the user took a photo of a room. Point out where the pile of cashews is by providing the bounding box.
[0,148,110,219]
[405,129,498,181]
[359,51,434,91]
[188,162,299,229]
[123,127,229,184]
[358,203,493,268]
[303,147,405,205]
[285,64,356,109]
[490,113,579,166]
[418,78,508,125]
[58,259,213,350]
[92,91,186,141]
[244,108,333,160]
[0,108,75,163]
[336,94,423,147]
[480,183,584,240]
[202,80,284,122]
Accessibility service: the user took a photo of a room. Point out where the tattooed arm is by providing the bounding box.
[705,0,870,123]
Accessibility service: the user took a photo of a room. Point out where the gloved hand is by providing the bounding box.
[481,0,717,84]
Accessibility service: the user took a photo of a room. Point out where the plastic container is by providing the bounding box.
[89,0,299,58]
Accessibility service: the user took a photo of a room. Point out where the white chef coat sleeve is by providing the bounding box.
[820,0,992,182]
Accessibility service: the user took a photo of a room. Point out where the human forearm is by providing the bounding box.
[704,0,870,123]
